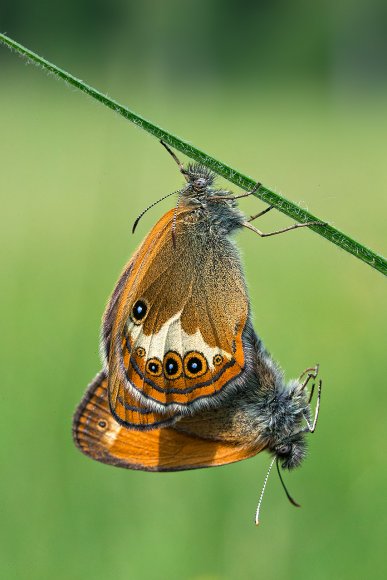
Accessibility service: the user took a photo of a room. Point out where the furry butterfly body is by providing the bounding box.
[73,149,322,521]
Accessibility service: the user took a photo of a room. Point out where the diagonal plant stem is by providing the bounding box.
[1,33,386,277]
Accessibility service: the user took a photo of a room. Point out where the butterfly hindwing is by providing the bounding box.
[73,371,264,471]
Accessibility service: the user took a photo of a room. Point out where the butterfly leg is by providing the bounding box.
[230,181,262,201]
[304,380,322,433]
[307,382,316,406]
[243,219,325,237]
[160,140,189,181]
[299,363,320,392]
[212,182,262,202]
[248,205,274,222]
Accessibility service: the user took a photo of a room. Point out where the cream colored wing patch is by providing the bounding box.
[128,311,232,369]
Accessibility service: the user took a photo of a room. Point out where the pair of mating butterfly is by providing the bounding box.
[73,142,323,524]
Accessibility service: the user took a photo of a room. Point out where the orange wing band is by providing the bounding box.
[122,332,245,407]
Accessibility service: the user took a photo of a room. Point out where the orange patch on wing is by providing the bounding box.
[111,382,177,429]
[106,353,178,429]
[112,208,181,332]
[73,372,265,471]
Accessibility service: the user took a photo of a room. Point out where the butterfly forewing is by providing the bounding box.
[106,208,249,420]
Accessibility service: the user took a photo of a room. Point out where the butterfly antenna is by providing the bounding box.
[132,189,181,234]
[255,456,276,525]
[160,140,189,181]
[276,457,301,508]
[171,190,183,248]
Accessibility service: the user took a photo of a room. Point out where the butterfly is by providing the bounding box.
[73,141,323,523]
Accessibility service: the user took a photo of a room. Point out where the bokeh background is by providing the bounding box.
[1,2,386,579]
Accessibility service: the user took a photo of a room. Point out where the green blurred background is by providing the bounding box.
[1,2,386,579]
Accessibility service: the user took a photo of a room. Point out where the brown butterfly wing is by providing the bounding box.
[73,372,264,471]
[107,207,249,422]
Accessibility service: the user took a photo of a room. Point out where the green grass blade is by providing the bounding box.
[1,32,385,276]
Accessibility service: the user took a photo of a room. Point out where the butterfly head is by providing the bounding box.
[254,368,321,471]
[183,162,216,194]
[273,430,307,470]
[177,162,246,235]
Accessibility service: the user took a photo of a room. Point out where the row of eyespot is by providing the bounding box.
[134,347,224,379]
